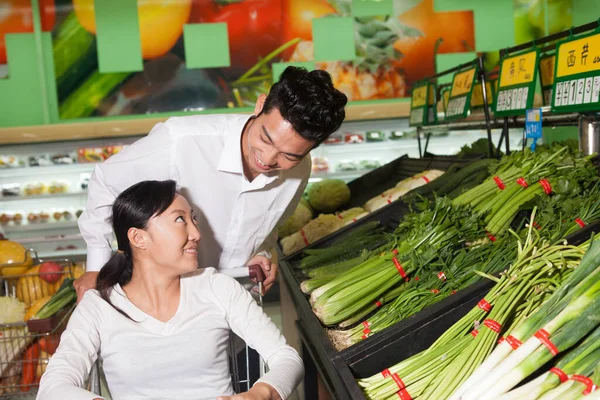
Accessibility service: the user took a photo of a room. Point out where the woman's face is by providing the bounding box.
[142,194,201,274]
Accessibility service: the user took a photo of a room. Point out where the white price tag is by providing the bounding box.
[568,80,577,105]
[521,87,529,109]
[555,82,563,106]
[584,78,593,104]
[576,79,585,104]
[593,76,600,103]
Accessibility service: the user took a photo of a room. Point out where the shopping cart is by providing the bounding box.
[87,264,268,398]
[0,250,78,397]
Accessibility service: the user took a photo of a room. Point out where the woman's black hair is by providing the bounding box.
[261,66,348,146]
[95,180,178,320]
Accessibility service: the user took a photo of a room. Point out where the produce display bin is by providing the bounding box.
[345,155,479,209]
[279,203,600,399]
[285,155,481,262]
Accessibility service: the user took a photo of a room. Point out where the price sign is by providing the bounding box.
[445,67,477,120]
[525,108,543,151]
[471,81,494,110]
[424,83,438,125]
[409,82,430,127]
[539,54,556,106]
[551,29,600,113]
[442,87,451,112]
[494,49,540,116]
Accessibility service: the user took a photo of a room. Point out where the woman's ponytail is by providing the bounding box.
[96,250,135,320]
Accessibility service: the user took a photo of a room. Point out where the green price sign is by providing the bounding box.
[445,67,477,120]
[409,82,430,127]
[494,49,540,116]
[551,29,600,113]
[471,80,494,111]
[424,83,439,126]
[539,53,556,106]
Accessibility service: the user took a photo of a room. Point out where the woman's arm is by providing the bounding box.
[37,293,104,400]
[211,272,304,400]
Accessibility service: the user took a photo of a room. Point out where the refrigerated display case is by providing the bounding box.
[0,114,514,261]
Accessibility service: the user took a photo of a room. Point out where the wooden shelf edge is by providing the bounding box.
[0,102,410,146]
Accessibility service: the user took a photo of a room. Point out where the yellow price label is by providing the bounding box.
[443,90,450,110]
[451,68,476,97]
[411,85,428,108]
[471,81,493,106]
[539,55,556,87]
[499,51,538,87]
[556,32,600,78]
[428,84,435,105]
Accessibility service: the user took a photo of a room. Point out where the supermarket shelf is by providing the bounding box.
[422,106,584,132]
[1,220,80,233]
[319,140,419,155]
[0,163,97,179]
[0,191,87,203]
[310,170,370,182]
[38,248,87,259]
[0,102,411,145]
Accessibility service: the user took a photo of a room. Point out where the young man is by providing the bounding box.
[75,66,348,300]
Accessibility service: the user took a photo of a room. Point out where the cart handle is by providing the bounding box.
[248,264,266,283]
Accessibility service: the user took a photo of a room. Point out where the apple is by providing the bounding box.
[39,262,63,283]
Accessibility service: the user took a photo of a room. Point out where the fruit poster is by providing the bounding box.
[0,0,574,121]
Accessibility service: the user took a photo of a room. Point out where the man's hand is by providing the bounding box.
[74,271,99,302]
[246,255,278,294]
[217,382,280,400]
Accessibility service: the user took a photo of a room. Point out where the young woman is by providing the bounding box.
[37,180,304,400]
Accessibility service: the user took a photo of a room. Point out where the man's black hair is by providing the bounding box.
[261,66,348,146]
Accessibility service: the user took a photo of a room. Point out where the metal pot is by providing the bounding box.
[579,115,600,156]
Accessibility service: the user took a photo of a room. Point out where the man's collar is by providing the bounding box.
[217,115,252,175]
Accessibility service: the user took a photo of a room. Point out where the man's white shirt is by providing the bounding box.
[78,114,310,272]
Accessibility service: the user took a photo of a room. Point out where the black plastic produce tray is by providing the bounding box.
[346,155,479,209]
[283,155,480,263]
[279,212,600,399]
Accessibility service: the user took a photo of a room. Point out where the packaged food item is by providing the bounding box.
[77,147,105,163]
[27,212,40,224]
[344,133,365,144]
[52,209,62,221]
[104,145,126,159]
[62,210,74,221]
[28,155,53,167]
[76,209,84,218]
[48,180,70,194]
[389,131,406,140]
[13,212,23,225]
[366,131,385,142]
[80,172,91,190]
[0,155,21,168]
[0,213,11,225]
[23,182,45,196]
[312,157,329,172]
[323,133,343,145]
[337,160,359,171]
[51,153,75,165]
[360,159,382,170]
[39,211,50,222]
[2,183,21,197]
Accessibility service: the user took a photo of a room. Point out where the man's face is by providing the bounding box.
[241,96,315,180]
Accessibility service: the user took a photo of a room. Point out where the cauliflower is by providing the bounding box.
[307,179,351,213]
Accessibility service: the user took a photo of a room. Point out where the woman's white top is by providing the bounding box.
[37,268,304,400]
